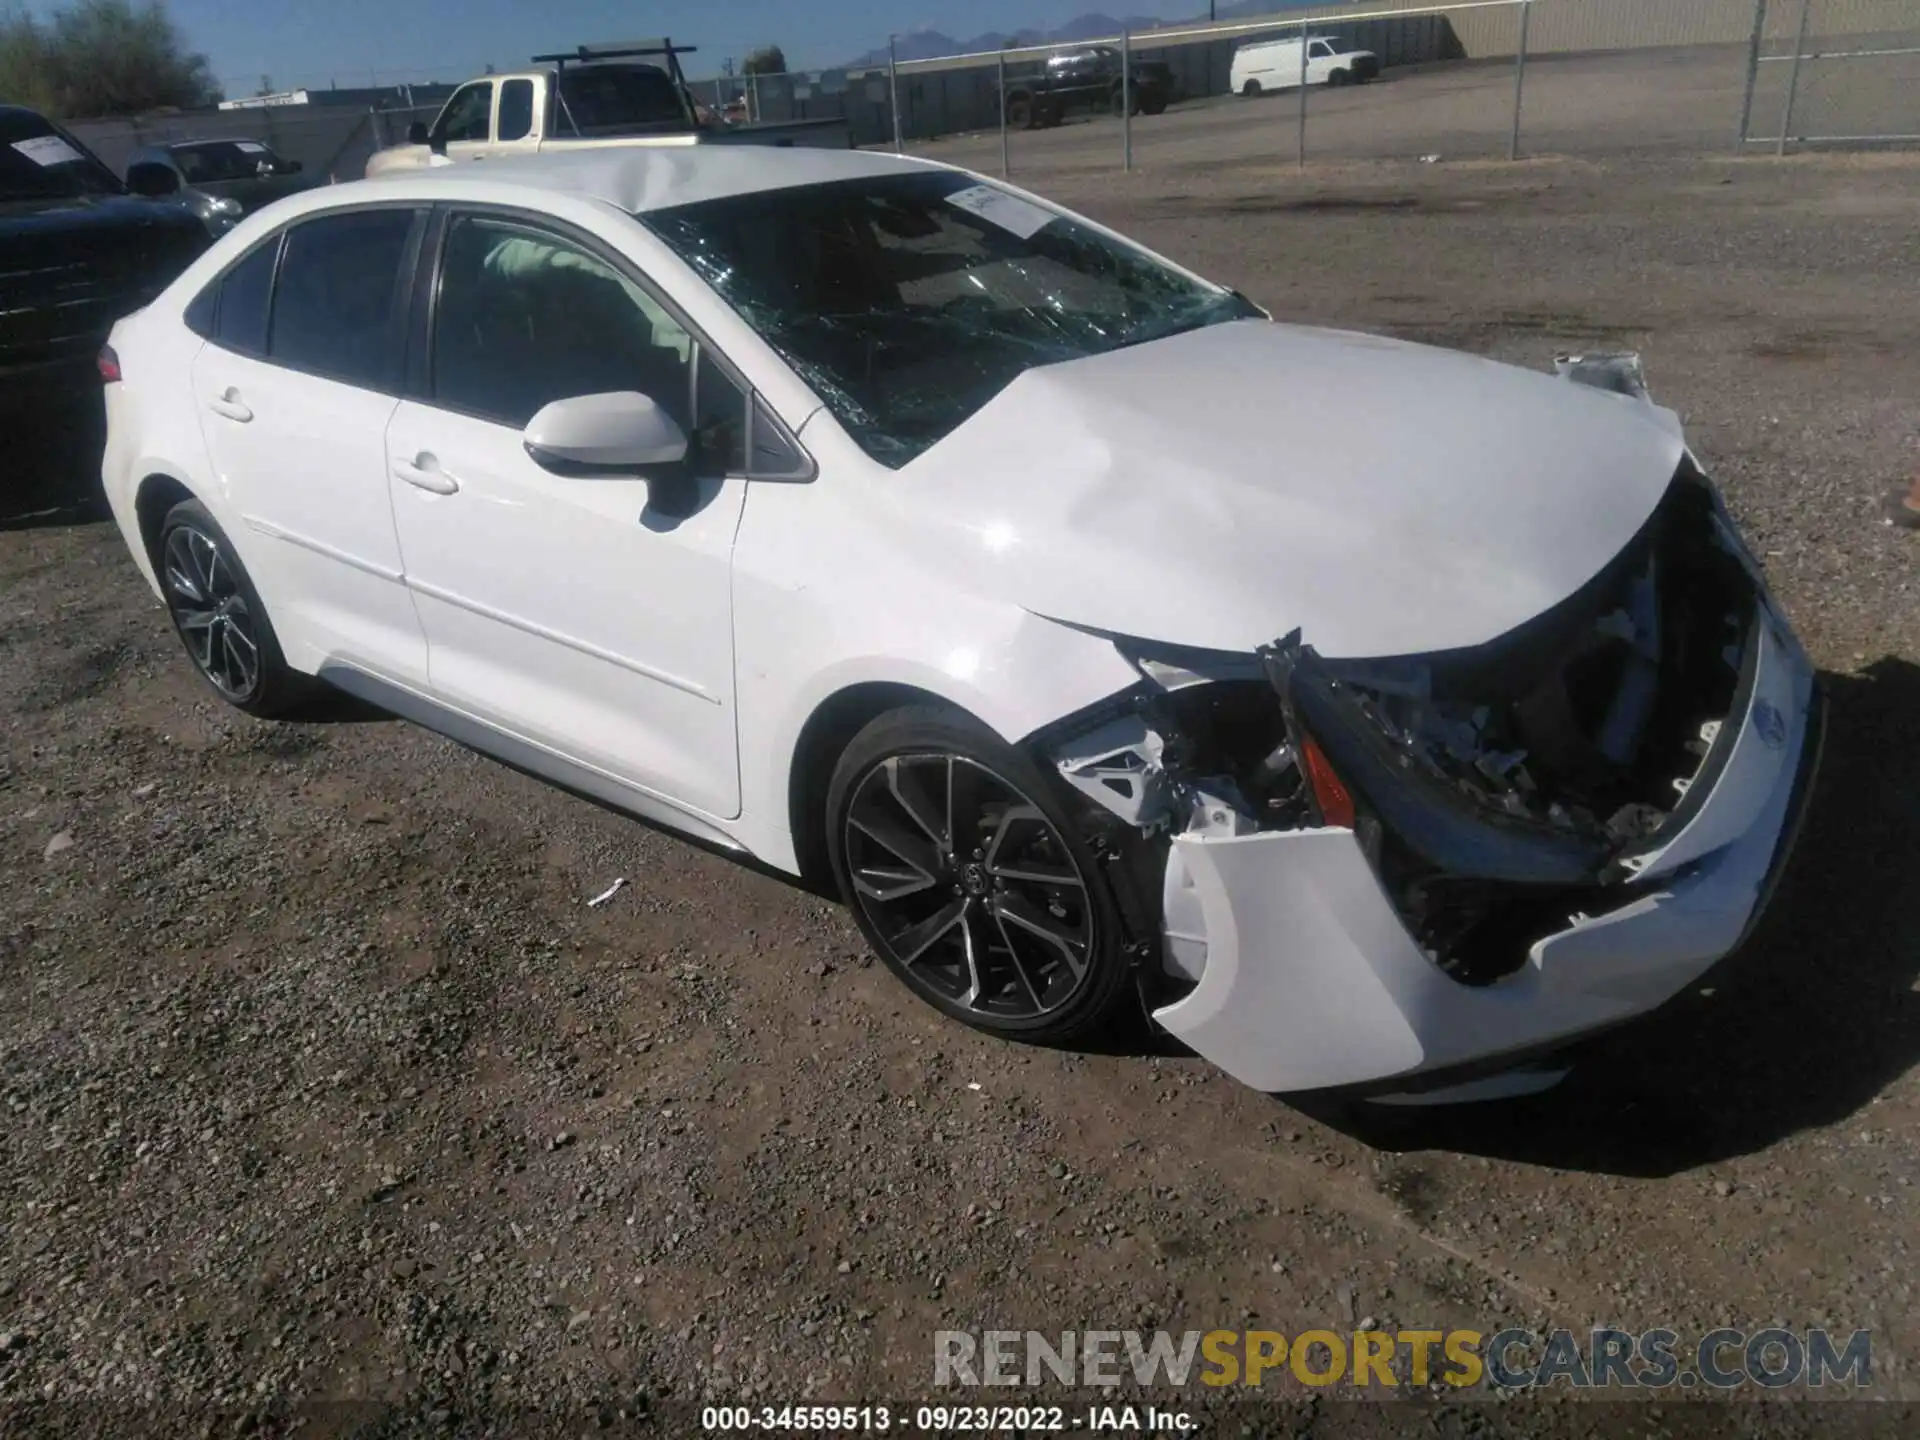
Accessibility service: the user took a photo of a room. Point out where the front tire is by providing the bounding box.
[1241,79,1263,98]
[158,499,318,718]
[826,705,1135,1046]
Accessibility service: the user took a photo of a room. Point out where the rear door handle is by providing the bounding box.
[393,454,460,495]
[207,391,252,423]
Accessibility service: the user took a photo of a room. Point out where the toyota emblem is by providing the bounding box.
[1752,699,1788,750]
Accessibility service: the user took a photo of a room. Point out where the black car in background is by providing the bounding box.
[125,138,318,236]
[2,106,208,517]
[1001,45,1175,130]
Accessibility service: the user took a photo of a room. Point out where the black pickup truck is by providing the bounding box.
[1001,45,1175,130]
[2,106,208,516]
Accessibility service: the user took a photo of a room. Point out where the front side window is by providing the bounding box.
[172,142,262,184]
[642,172,1256,467]
[430,216,749,473]
[433,82,495,144]
[269,209,416,389]
[1310,40,1336,59]
[496,78,536,142]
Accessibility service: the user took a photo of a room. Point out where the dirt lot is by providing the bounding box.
[906,43,1920,176]
[3,152,1918,1433]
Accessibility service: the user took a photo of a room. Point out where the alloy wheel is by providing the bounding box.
[162,524,260,701]
[843,754,1095,1020]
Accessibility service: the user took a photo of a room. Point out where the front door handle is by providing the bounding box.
[393,454,460,495]
[207,390,252,423]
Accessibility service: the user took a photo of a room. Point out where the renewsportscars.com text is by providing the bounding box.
[934,1327,1872,1390]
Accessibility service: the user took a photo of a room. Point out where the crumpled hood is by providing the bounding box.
[887,319,1688,658]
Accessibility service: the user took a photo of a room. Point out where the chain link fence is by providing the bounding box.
[817,0,1920,177]
[1741,0,1920,149]
[59,0,1920,184]
[67,105,393,183]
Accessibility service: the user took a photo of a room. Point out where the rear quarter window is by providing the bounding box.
[188,237,279,352]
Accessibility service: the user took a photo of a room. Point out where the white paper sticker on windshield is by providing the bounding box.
[12,134,86,168]
[233,140,269,154]
[944,183,1055,240]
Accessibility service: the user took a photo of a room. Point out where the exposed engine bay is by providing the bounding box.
[1044,455,1767,998]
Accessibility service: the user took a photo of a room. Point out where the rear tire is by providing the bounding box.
[157,499,320,718]
[826,704,1136,1047]
[1141,95,1168,116]
[1007,95,1035,130]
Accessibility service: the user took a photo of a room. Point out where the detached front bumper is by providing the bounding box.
[1150,605,1821,1095]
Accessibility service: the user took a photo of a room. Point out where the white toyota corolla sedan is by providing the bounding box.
[98,147,1822,1102]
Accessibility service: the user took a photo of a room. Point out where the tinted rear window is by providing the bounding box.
[554,65,688,135]
[269,209,416,390]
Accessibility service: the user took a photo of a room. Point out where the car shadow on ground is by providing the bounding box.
[1308,658,1920,1175]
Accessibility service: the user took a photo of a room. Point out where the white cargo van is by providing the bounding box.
[1230,35,1381,96]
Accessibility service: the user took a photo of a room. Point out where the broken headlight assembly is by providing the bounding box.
[1044,466,1766,993]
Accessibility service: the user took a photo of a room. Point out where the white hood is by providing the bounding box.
[886,320,1687,658]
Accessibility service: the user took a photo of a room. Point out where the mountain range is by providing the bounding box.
[841,2,1318,68]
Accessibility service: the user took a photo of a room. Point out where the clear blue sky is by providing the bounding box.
[36,0,1192,95]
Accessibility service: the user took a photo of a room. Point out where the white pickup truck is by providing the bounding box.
[365,40,851,178]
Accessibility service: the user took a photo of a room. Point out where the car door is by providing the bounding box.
[1308,40,1339,84]
[383,209,750,819]
[429,80,495,162]
[190,204,430,686]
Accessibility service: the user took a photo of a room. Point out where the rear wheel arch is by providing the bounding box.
[135,472,198,576]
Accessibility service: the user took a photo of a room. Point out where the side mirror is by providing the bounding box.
[526,392,698,514]
[524,391,689,470]
[126,162,180,198]
[406,121,430,146]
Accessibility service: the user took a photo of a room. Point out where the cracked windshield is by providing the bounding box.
[644,170,1258,465]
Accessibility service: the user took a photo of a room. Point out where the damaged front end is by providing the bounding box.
[1036,449,1820,1095]
[1264,466,1761,985]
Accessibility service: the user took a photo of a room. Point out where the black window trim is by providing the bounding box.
[410,201,815,483]
[189,200,428,400]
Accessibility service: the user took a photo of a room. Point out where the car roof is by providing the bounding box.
[362,144,947,214]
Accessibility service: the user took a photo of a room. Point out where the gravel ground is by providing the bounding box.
[2,152,1918,1434]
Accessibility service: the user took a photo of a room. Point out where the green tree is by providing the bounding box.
[0,8,58,113]
[0,0,220,118]
[742,44,787,77]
